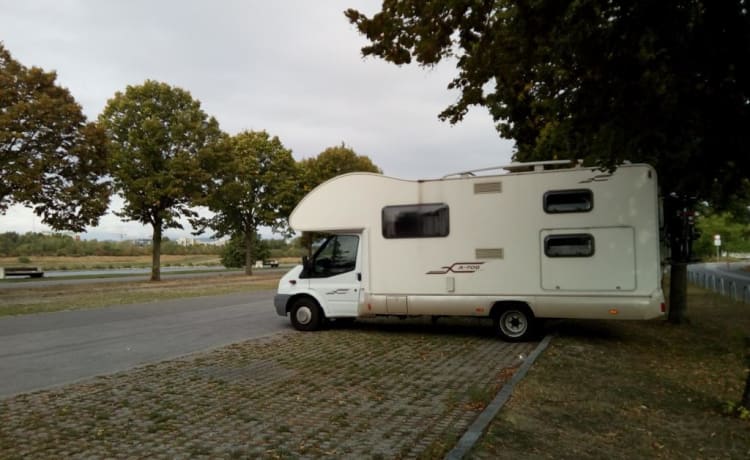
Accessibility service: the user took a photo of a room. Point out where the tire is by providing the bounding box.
[494,305,536,342]
[290,297,323,331]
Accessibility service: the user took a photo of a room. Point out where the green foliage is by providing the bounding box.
[693,206,750,257]
[346,1,750,201]
[220,233,270,268]
[98,80,224,279]
[199,130,298,237]
[0,232,220,257]
[267,238,306,259]
[299,143,381,196]
[196,130,297,274]
[722,401,750,421]
[298,144,381,254]
[0,43,111,231]
[220,237,245,268]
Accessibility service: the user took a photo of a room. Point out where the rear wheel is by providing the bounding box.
[494,305,537,342]
[290,298,323,331]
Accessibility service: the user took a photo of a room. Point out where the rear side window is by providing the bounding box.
[382,203,449,238]
[544,234,595,257]
[544,189,593,213]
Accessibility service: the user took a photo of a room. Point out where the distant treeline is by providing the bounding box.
[0,232,307,259]
[265,238,307,259]
[0,232,219,257]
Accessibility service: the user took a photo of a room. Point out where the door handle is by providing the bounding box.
[357,273,362,281]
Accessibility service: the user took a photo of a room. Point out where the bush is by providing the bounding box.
[220,233,270,268]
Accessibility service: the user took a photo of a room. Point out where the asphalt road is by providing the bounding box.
[0,290,288,398]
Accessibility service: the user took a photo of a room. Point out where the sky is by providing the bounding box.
[0,0,515,241]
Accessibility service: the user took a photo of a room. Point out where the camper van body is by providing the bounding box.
[274,162,665,340]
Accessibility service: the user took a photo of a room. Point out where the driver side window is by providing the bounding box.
[307,235,359,278]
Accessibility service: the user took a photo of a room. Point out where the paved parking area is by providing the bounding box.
[0,318,537,459]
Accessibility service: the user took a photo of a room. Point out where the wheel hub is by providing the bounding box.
[502,311,527,336]
[295,306,312,324]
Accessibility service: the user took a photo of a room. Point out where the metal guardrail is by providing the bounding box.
[688,268,749,303]
[0,267,45,279]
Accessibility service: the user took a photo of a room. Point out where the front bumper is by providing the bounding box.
[274,294,290,316]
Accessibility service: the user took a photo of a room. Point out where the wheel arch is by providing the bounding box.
[490,300,540,342]
[286,292,327,318]
[489,300,535,319]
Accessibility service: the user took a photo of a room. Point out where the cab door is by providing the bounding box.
[304,234,361,317]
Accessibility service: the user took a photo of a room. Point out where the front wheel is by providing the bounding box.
[494,306,537,342]
[290,298,323,331]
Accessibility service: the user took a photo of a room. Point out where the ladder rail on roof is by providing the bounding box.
[442,159,579,179]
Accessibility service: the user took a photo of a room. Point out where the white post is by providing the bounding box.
[714,234,721,261]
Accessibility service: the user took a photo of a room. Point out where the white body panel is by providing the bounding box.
[277,164,664,321]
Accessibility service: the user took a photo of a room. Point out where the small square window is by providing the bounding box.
[544,189,593,213]
[544,234,595,257]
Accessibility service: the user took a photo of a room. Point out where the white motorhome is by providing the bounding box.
[274,160,665,341]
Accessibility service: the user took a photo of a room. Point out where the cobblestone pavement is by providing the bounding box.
[0,318,538,459]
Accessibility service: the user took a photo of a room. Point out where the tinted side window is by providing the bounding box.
[544,189,593,213]
[544,234,595,257]
[382,203,449,238]
[307,235,359,278]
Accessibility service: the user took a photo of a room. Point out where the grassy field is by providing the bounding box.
[0,272,281,316]
[0,254,223,271]
[471,284,750,459]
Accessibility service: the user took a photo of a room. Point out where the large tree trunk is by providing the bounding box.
[742,337,750,408]
[151,220,161,282]
[244,229,254,276]
[668,262,687,324]
[300,232,313,258]
[665,194,691,325]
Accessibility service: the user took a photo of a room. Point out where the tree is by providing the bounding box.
[98,80,223,281]
[300,143,382,190]
[346,1,750,322]
[220,233,270,268]
[694,207,750,259]
[196,130,298,275]
[0,42,110,231]
[298,144,381,255]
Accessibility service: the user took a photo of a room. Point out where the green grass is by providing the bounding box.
[0,254,222,271]
[471,284,750,459]
[0,273,280,316]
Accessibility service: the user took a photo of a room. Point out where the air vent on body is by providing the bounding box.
[476,248,504,259]
[474,182,502,194]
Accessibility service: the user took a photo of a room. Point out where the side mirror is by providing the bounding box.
[302,256,309,268]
